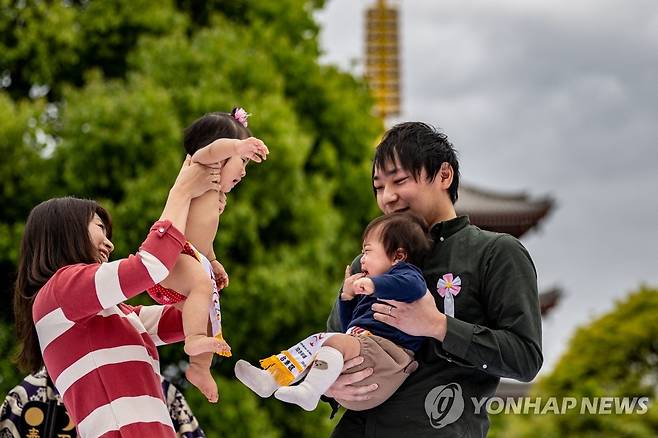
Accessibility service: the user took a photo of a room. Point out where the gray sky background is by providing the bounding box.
[316,0,658,374]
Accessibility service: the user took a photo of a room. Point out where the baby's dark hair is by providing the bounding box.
[183,108,252,156]
[362,212,432,266]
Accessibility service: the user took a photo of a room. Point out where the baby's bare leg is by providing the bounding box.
[187,352,218,403]
[323,333,361,361]
[161,255,221,355]
[161,255,221,402]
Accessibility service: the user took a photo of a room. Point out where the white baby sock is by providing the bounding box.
[234,359,279,397]
[274,346,344,411]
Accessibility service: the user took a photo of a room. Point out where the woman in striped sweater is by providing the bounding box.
[12,157,218,437]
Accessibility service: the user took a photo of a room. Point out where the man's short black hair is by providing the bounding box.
[373,122,460,203]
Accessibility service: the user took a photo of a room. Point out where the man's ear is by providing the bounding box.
[438,162,454,189]
[393,248,408,264]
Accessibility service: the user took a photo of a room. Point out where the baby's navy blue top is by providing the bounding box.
[338,262,427,352]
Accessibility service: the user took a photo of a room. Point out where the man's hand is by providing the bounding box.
[211,259,229,289]
[371,291,448,340]
[324,356,378,401]
[340,265,366,301]
[353,277,375,295]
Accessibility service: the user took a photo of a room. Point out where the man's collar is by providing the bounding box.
[429,215,470,240]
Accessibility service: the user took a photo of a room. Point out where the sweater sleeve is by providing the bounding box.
[338,298,358,332]
[371,264,427,302]
[133,304,185,345]
[34,220,186,323]
[327,255,362,332]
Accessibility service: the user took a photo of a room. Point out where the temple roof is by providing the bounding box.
[538,287,562,316]
[454,184,561,386]
[455,184,554,238]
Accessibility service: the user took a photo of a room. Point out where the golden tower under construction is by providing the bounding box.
[365,0,401,119]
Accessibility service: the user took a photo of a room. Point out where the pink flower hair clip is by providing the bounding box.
[231,107,250,128]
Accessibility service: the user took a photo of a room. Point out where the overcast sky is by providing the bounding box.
[316,0,658,374]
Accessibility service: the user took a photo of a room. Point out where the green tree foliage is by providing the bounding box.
[0,0,382,435]
[491,287,658,438]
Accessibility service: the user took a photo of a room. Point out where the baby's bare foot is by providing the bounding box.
[184,335,222,356]
[186,362,218,403]
[216,339,232,357]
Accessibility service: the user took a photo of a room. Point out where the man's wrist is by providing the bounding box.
[432,312,448,341]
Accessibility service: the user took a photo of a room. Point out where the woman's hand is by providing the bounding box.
[173,155,221,198]
[218,191,227,214]
[211,259,229,289]
[161,156,220,233]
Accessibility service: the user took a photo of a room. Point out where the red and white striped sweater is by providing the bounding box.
[33,220,187,437]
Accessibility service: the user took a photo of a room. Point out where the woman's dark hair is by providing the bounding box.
[183,109,252,156]
[13,197,112,373]
[373,122,461,203]
[362,212,432,266]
